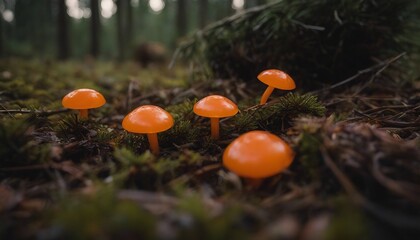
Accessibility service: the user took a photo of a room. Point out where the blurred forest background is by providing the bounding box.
[0,0,269,60]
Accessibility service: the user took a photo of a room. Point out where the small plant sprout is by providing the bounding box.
[223,131,294,188]
[258,69,296,105]
[193,95,239,140]
[122,105,174,155]
[62,88,106,119]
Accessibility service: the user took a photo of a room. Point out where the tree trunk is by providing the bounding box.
[127,0,133,54]
[226,0,234,16]
[46,0,55,57]
[198,0,208,29]
[0,15,3,57]
[245,0,254,8]
[57,0,70,60]
[116,0,126,60]
[246,0,262,8]
[176,0,187,38]
[256,0,266,5]
[37,0,49,57]
[90,0,100,58]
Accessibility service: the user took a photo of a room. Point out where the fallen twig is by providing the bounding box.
[321,145,420,230]
[372,154,420,204]
[312,52,406,94]
[0,108,69,116]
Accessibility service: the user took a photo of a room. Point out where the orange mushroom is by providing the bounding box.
[62,88,106,119]
[122,105,174,155]
[258,69,296,104]
[193,95,239,140]
[223,131,294,188]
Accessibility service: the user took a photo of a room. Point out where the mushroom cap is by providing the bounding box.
[223,131,294,178]
[193,95,239,118]
[257,69,296,90]
[122,105,174,134]
[62,88,106,109]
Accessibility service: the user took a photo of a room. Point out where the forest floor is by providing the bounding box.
[0,59,419,239]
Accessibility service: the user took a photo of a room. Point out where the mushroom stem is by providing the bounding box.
[79,109,89,119]
[260,86,275,104]
[244,178,264,189]
[147,133,160,155]
[210,117,220,140]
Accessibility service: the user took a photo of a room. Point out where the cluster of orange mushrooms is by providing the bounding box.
[62,69,296,187]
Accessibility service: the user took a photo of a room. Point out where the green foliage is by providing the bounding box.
[231,111,260,133]
[113,147,206,189]
[176,191,250,240]
[177,150,205,166]
[264,92,326,118]
[160,101,202,148]
[56,115,92,141]
[114,147,155,168]
[0,77,35,100]
[118,131,149,154]
[112,147,156,188]
[43,187,251,240]
[166,99,196,120]
[43,189,157,240]
[176,0,420,86]
[230,93,325,133]
[297,131,323,180]
[325,196,370,240]
[56,115,115,143]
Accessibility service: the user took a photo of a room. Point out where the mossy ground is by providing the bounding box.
[0,59,419,239]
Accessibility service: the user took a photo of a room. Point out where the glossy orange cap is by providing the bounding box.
[258,69,296,90]
[193,95,239,118]
[62,88,106,109]
[122,105,174,134]
[223,131,294,178]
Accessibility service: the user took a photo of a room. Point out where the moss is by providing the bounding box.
[297,131,323,180]
[177,150,205,166]
[325,196,370,240]
[117,130,149,153]
[230,111,260,133]
[228,93,326,133]
[267,93,326,117]
[54,115,117,161]
[113,147,209,189]
[43,189,157,240]
[166,99,196,120]
[176,191,251,240]
[56,114,117,144]
[160,118,202,149]
[114,147,155,167]
[0,59,188,112]
[153,157,182,176]
[55,115,92,140]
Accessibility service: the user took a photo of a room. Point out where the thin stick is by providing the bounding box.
[320,146,420,229]
[320,146,365,204]
[0,108,70,116]
[312,52,406,94]
[118,189,178,205]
